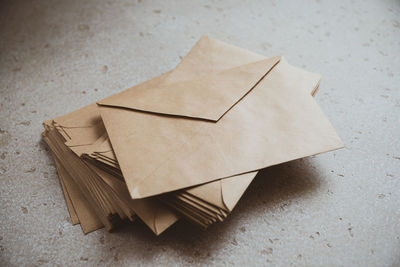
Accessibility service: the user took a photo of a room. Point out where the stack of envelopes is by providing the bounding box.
[42,36,344,235]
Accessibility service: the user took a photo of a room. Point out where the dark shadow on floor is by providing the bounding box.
[102,157,325,260]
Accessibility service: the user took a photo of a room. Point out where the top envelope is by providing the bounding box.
[98,36,344,199]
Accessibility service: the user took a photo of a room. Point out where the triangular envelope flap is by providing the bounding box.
[63,123,105,147]
[153,206,180,235]
[98,57,281,122]
[221,172,257,211]
[52,103,105,147]
[185,171,258,212]
[185,180,226,210]
[54,103,102,127]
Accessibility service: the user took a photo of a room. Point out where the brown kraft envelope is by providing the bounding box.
[51,104,179,235]
[97,36,344,199]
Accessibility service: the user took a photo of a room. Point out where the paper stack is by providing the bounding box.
[42,36,343,235]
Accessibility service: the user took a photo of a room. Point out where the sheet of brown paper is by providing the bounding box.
[98,36,344,199]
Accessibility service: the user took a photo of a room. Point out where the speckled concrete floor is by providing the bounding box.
[0,0,399,266]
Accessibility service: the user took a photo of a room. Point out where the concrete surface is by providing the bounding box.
[1,0,399,266]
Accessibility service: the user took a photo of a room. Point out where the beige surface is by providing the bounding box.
[0,0,399,266]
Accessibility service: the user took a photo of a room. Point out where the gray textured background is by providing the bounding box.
[1,0,399,266]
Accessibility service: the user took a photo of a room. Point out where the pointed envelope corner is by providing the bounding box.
[153,206,180,236]
[221,172,258,211]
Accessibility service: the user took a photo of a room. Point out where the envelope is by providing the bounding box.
[64,118,252,227]
[53,155,104,233]
[159,171,257,228]
[50,105,179,235]
[50,99,251,230]
[55,98,260,227]
[47,37,267,226]
[43,124,126,231]
[98,36,344,199]
[54,158,80,225]
[75,130,255,227]
[43,119,103,233]
[161,64,322,228]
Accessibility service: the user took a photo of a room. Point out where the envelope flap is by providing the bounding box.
[153,206,180,235]
[221,172,257,211]
[185,180,226,210]
[98,57,281,122]
[53,103,102,127]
